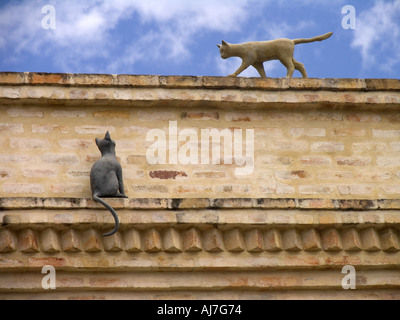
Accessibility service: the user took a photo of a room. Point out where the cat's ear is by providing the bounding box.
[95,138,100,146]
[217,44,221,49]
[221,40,228,46]
[105,131,111,141]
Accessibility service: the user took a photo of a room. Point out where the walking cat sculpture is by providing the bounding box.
[218,32,333,78]
[90,131,127,237]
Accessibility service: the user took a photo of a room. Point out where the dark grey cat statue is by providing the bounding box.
[90,131,128,237]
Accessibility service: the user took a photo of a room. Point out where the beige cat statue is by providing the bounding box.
[218,32,333,78]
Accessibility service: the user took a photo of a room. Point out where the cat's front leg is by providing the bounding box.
[229,60,252,77]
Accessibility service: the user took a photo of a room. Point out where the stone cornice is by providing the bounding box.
[1,73,399,110]
[2,197,400,210]
[0,72,399,91]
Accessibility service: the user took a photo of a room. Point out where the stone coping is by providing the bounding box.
[1,197,400,210]
[1,72,399,91]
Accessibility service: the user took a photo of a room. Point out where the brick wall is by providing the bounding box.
[0,73,399,300]
[1,73,399,199]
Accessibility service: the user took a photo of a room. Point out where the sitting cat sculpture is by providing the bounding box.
[218,32,333,78]
[90,131,127,237]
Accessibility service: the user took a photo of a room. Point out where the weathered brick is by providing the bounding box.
[260,155,293,165]
[75,125,115,135]
[127,155,147,165]
[149,171,188,180]
[338,185,373,196]
[93,110,130,119]
[182,228,202,252]
[2,183,45,194]
[377,157,400,167]
[260,183,295,195]
[194,171,226,179]
[346,114,381,122]
[264,229,283,252]
[18,229,39,253]
[29,72,68,84]
[302,229,322,251]
[361,228,381,252]
[103,233,123,252]
[321,228,342,251]
[40,228,61,253]
[342,229,362,252]
[372,129,400,138]
[162,228,183,253]
[301,156,332,166]
[23,168,57,178]
[224,228,245,252]
[7,108,43,118]
[3,88,20,99]
[124,228,142,252]
[62,229,82,252]
[282,229,303,251]
[225,112,262,122]
[70,89,89,99]
[269,141,308,152]
[58,139,92,149]
[32,124,69,134]
[308,112,343,121]
[203,228,224,252]
[82,229,102,252]
[290,128,326,137]
[143,228,162,253]
[10,138,51,149]
[269,112,303,121]
[51,110,87,118]
[0,123,24,133]
[299,185,333,195]
[138,111,175,121]
[381,186,400,195]
[0,230,17,253]
[337,157,371,166]
[352,142,386,152]
[330,128,366,137]
[380,228,400,252]
[181,112,219,120]
[275,170,310,180]
[42,154,78,164]
[244,229,264,252]
[131,185,169,194]
[311,142,344,152]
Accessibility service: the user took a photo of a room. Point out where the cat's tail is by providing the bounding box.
[93,194,120,237]
[293,32,333,45]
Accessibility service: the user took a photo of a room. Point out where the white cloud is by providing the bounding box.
[0,0,253,72]
[352,0,400,73]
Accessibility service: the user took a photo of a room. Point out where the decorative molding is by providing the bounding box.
[1,226,399,254]
[2,197,400,210]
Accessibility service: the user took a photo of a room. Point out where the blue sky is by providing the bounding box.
[0,0,399,79]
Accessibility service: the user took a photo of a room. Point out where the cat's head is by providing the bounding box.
[217,40,230,59]
[95,131,116,156]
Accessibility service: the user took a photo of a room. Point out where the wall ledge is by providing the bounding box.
[1,197,400,210]
[1,72,400,91]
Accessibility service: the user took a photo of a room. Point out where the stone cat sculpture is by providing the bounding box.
[90,131,127,237]
[218,32,333,78]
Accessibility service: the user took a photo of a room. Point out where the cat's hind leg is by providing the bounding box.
[280,58,295,78]
[293,59,308,78]
[252,62,267,78]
